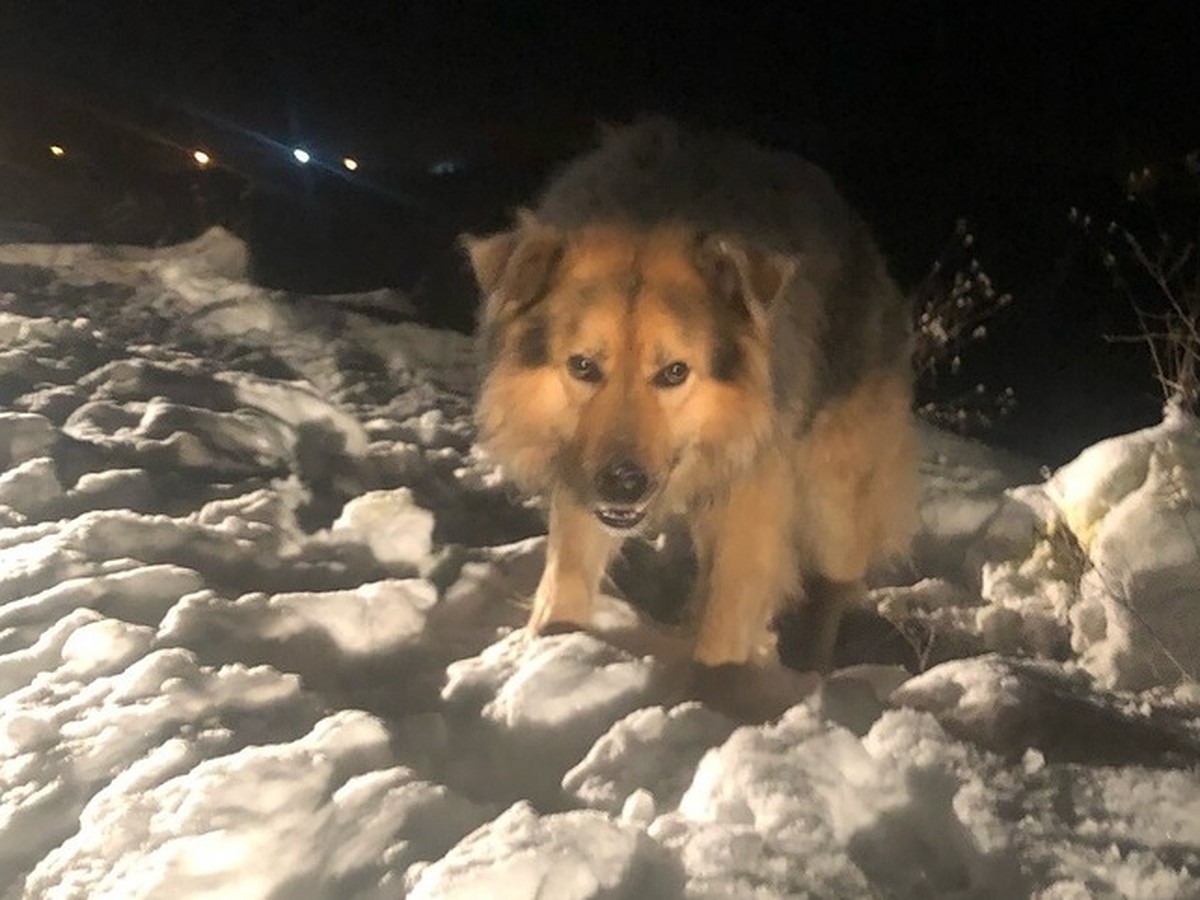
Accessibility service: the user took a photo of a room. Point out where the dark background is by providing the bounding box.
[1,2,1198,462]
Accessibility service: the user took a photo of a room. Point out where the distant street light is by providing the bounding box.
[342,156,359,172]
[292,148,311,164]
[193,149,212,167]
[49,144,65,158]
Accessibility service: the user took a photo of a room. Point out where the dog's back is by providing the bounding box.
[536,117,849,251]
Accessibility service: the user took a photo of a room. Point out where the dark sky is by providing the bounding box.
[4,2,1197,165]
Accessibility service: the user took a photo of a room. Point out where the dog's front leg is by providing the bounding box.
[692,452,797,666]
[528,491,617,633]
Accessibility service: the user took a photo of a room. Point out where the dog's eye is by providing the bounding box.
[652,360,690,388]
[567,354,603,383]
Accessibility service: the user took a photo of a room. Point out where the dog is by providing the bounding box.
[464,118,916,673]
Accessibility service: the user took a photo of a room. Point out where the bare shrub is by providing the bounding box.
[1076,149,1200,416]
[912,218,1017,432]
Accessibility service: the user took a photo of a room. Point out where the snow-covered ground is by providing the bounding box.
[0,228,1198,899]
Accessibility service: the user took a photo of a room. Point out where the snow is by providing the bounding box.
[26,711,492,900]
[0,228,1197,898]
[0,414,55,470]
[407,801,674,899]
[563,702,737,817]
[1050,409,1200,689]
[331,488,435,567]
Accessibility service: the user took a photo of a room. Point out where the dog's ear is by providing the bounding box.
[460,229,519,298]
[697,235,796,323]
[460,210,563,320]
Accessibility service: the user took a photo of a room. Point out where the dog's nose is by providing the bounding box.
[595,459,652,504]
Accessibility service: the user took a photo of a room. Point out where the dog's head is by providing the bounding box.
[465,213,794,533]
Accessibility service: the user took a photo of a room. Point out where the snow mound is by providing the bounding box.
[563,702,737,817]
[913,422,1038,573]
[1050,409,1200,689]
[331,487,435,567]
[0,226,250,286]
[160,578,439,659]
[0,456,61,517]
[892,654,1200,765]
[440,630,667,807]
[409,801,678,900]
[25,710,490,899]
[0,413,55,469]
[886,411,1200,692]
[651,705,1021,898]
[1,638,312,882]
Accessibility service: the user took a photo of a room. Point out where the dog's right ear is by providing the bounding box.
[697,234,797,327]
[460,210,563,321]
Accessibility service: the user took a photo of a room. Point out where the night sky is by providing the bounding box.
[5,4,1198,162]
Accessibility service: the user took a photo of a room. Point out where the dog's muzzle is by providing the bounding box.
[593,459,654,530]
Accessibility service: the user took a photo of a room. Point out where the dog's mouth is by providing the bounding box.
[593,504,648,531]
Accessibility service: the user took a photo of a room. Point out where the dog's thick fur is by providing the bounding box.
[465,118,916,670]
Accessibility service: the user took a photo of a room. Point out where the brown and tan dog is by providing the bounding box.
[465,118,916,672]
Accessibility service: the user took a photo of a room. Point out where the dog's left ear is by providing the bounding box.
[461,229,519,298]
[460,210,563,319]
[698,235,797,323]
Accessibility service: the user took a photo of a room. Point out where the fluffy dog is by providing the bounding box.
[465,118,916,671]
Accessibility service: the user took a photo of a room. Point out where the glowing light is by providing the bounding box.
[342,156,359,172]
[292,148,311,164]
[193,149,212,167]
[49,144,65,158]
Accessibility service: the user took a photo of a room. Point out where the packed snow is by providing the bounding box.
[0,228,1197,899]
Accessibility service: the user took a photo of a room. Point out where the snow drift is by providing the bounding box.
[0,229,1197,899]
